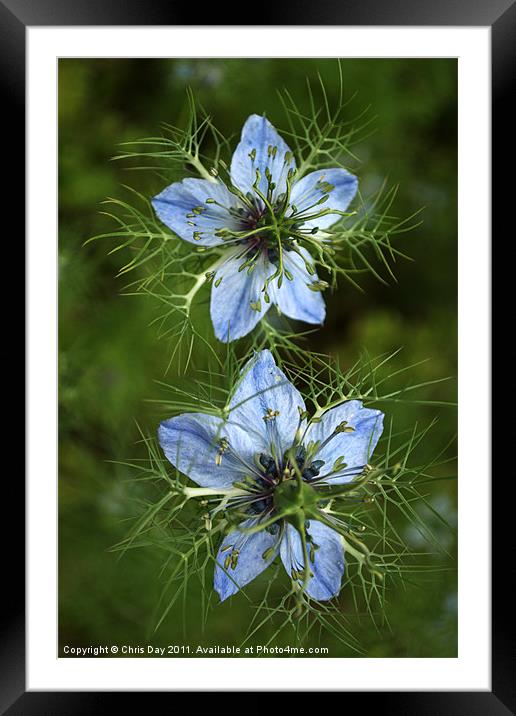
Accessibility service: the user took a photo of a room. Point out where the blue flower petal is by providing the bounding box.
[305,401,384,484]
[152,178,244,246]
[280,521,345,601]
[210,249,272,342]
[290,168,358,230]
[270,246,326,324]
[158,412,257,488]
[230,115,296,201]
[226,349,306,457]
[214,519,279,601]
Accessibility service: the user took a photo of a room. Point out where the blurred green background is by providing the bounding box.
[58,58,457,657]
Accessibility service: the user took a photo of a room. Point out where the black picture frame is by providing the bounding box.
[5,0,503,710]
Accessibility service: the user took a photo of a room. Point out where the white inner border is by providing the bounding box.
[27,27,490,691]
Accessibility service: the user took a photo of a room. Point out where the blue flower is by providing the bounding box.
[158,350,383,602]
[152,115,358,342]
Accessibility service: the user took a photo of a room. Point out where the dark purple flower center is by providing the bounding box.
[243,447,325,523]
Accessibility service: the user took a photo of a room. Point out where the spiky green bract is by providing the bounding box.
[110,347,456,652]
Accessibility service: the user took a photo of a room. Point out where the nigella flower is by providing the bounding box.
[158,350,383,601]
[152,115,358,342]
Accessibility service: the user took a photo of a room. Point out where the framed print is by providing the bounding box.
[4,0,505,709]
